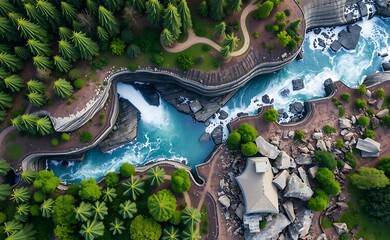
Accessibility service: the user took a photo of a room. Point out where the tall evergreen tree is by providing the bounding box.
[72,31,100,60]
[10,116,25,131]
[53,55,72,73]
[92,201,108,220]
[14,46,31,60]
[27,92,46,107]
[0,184,11,201]
[3,75,24,92]
[53,78,73,98]
[197,1,208,17]
[209,0,225,21]
[123,176,145,200]
[58,40,79,62]
[177,0,192,32]
[40,198,54,218]
[5,223,36,240]
[0,91,12,109]
[11,187,31,204]
[20,114,39,133]
[58,27,73,41]
[35,116,53,135]
[0,159,9,176]
[98,5,120,36]
[220,45,231,58]
[181,207,201,226]
[129,0,146,13]
[0,17,18,41]
[3,220,22,236]
[227,0,242,12]
[36,0,61,26]
[7,12,24,26]
[214,21,227,39]
[102,187,117,203]
[223,32,239,51]
[75,202,93,222]
[148,166,166,186]
[119,200,137,219]
[0,53,23,72]
[181,225,201,240]
[103,0,124,12]
[0,0,15,16]
[27,39,52,56]
[86,0,99,15]
[20,169,36,184]
[24,3,49,29]
[163,4,182,39]
[60,1,78,23]
[96,26,109,43]
[27,79,46,93]
[146,0,163,26]
[160,29,175,47]
[16,18,47,41]
[32,55,53,70]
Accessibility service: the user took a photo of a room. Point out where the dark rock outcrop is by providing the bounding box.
[336,24,362,51]
[292,79,305,91]
[383,62,390,71]
[289,102,304,114]
[218,110,228,120]
[330,40,342,52]
[280,89,290,97]
[200,132,211,142]
[324,78,336,96]
[363,72,390,86]
[133,83,160,106]
[211,126,223,145]
[262,94,271,104]
[376,0,390,17]
[98,98,140,152]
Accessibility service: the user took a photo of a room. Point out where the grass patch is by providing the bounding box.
[340,184,390,240]
[191,11,217,39]
[383,95,390,110]
[200,204,209,235]
[321,215,333,229]
[4,142,23,161]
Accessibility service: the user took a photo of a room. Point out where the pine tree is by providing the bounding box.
[163,4,182,39]
[0,0,15,16]
[36,0,60,26]
[24,3,49,29]
[103,0,123,12]
[35,116,53,135]
[160,29,175,47]
[129,0,146,13]
[0,17,18,41]
[16,18,47,41]
[3,220,23,236]
[123,176,145,200]
[11,187,31,204]
[5,223,37,240]
[214,21,227,39]
[53,55,72,73]
[86,0,99,15]
[20,114,39,133]
[227,0,242,12]
[98,5,120,36]
[146,0,163,26]
[102,187,117,203]
[119,200,137,219]
[0,91,12,109]
[27,79,46,93]
[72,31,100,60]
[58,26,73,41]
[3,75,24,92]
[0,53,23,72]
[148,166,166,186]
[16,203,30,218]
[0,159,10,176]
[76,11,97,36]
[40,198,54,218]
[177,0,192,32]
[209,0,225,21]
[60,1,78,23]
[20,169,36,184]
[220,45,231,58]
[223,32,239,51]
[10,116,25,131]
[58,40,79,62]
[27,92,46,107]
[75,202,93,222]
[14,46,31,60]
[197,1,208,17]
[53,78,73,98]
[96,26,109,43]
[109,218,125,235]
[0,184,11,201]
[32,55,53,70]
[79,220,105,240]
[27,39,52,56]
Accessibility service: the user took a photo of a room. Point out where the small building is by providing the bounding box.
[243,214,262,233]
[236,157,279,215]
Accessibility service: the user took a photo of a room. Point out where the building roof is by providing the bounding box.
[236,157,279,214]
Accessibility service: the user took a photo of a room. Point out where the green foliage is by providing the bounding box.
[33,170,60,194]
[148,189,177,222]
[307,189,329,211]
[146,0,163,26]
[314,151,337,170]
[357,84,367,95]
[33,191,46,203]
[383,114,390,128]
[220,45,231,58]
[363,185,390,222]
[27,39,52,56]
[0,159,10,176]
[223,33,239,51]
[80,131,93,143]
[53,55,72,73]
[163,4,182,39]
[364,129,375,138]
[227,131,241,149]
[40,198,54,218]
[33,55,53,70]
[119,200,137,219]
[169,210,182,225]
[351,167,389,190]
[3,75,24,92]
[60,1,77,23]
[53,78,73,98]
[110,38,126,55]
[177,0,192,32]
[160,28,175,47]
[197,1,208,17]
[101,187,117,203]
[0,91,13,110]
[120,29,133,43]
[61,133,70,141]
[376,88,385,98]
[275,11,286,22]
[0,212,6,224]
[79,178,102,201]
[92,201,108,220]
[181,207,201,226]
[181,224,201,240]
[264,109,278,123]
[51,139,60,147]
[127,44,141,58]
[73,79,84,89]
[105,172,119,187]
[338,107,345,117]
[5,223,37,240]
[228,0,242,12]
[293,129,305,141]
[316,167,341,195]
[79,219,105,240]
[176,53,194,70]
[340,92,351,102]
[130,215,162,240]
[277,30,292,47]
[209,0,226,21]
[171,168,191,193]
[26,80,45,94]
[322,125,336,134]
[214,22,227,39]
[58,40,79,62]
[357,116,370,127]
[98,5,120,36]
[163,226,180,240]
[120,162,135,177]
[0,184,11,201]
[72,31,100,60]
[254,1,274,20]
[11,187,31,203]
[20,169,36,184]
[148,166,166,186]
[27,92,46,107]
[378,157,390,177]
[66,184,81,197]
[16,18,47,41]
[237,123,258,143]
[109,218,125,235]
[123,176,145,200]
[344,151,357,168]
[241,142,258,157]
[336,139,345,149]
[75,201,93,222]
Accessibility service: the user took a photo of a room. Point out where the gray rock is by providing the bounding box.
[235,203,245,220]
[248,213,291,240]
[133,83,160,106]
[344,132,354,141]
[383,62,390,71]
[308,166,319,179]
[356,138,381,157]
[292,79,305,91]
[280,88,291,97]
[312,132,323,140]
[283,201,296,222]
[298,167,310,187]
[211,126,223,145]
[333,222,348,235]
[288,131,295,139]
[316,233,328,240]
[366,89,372,98]
[288,206,313,240]
[340,129,349,136]
[376,109,389,119]
[307,143,315,151]
[350,115,356,124]
[325,140,332,150]
[275,151,291,169]
[255,136,280,159]
[295,154,312,165]
[218,195,231,208]
[273,170,290,190]
[298,147,310,154]
[289,102,304,114]
[218,110,228,120]
[199,132,210,142]
[262,94,271,104]
[189,99,203,113]
[316,140,327,151]
[290,158,297,169]
[284,173,314,201]
[339,118,352,129]
[337,24,362,50]
[377,99,384,109]
[337,202,349,210]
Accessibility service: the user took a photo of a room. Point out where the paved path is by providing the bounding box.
[163,0,258,57]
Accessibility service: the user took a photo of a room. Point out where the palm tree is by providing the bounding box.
[119,200,137,219]
[0,17,18,41]
[160,29,175,47]
[24,3,49,29]
[58,40,79,62]
[72,31,100,60]
[123,176,145,200]
[36,117,53,136]
[27,92,46,107]
[86,0,99,15]
[220,45,231,58]
[75,202,93,222]
[163,4,182,39]
[36,0,60,26]
[177,0,192,32]
[0,53,23,72]
[223,33,240,51]
[20,169,36,184]
[146,0,163,26]
[181,207,201,226]
[40,198,54,218]
[6,223,37,240]
[58,26,73,41]
[16,18,47,41]
[16,203,30,218]
[60,1,78,23]
[0,159,10,176]
[53,78,73,98]
[3,220,23,237]
[109,218,125,235]
[0,184,11,201]
[32,55,53,70]
[27,39,52,56]
[3,75,24,92]
[0,0,15,16]
[102,187,117,203]
[14,46,31,60]
[92,201,108,220]
[20,114,39,133]
[53,55,72,73]
[79,219,105,240]
[162,226,180,240]
[98,5,120,36]
[0,91,12,109]
[11,187,31,204]
[27,80,46,93]
[148,166,166,186]
[10,116,25,131]
[181,225,201,240]
[214,22,227,39]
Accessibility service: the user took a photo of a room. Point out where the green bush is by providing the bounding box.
[336,139,345,149]
[339,233,350,240]
[152,53,164,66]
[171,168,191,193]
[357,116,370,127]
[383,115,390,127]
[61,133,70,141]
[237,123,258,143]
[79,131,93,143]
[129,63,137,72]
[253,1,274,20]
[33,191,46,203]
[307,189,329,211]
[357,84,367,95]
[284,9,291,16]
[0,212,6,224]
[264,109,278,123]
[241,142,258,157]
[272,25,279,32]
[176,53,194,70]
[338,107,345,117]
[355,98,367,109]
[169,210,182,225]
[30,205,40,216]
[105,172,119,187]
[68,69,81,81]
[322,125,336,134]
[73,79,84,89]
[51,138,59,146]
[293,129,305,141]
[227,131,241,149]
[90,57,109,70]
[121,29,134,43]
[79,178,101,201]
[366,108,375,116]
[316,167,341,195]
[259,219,267,230]
[364,129,375,138]
[287,19,302,35]
[253,32,259,39]
[119,162,135,177]
[344,152,357,168]
[66,184,81,196]
[378,157,390,177]
[340,93,350,102]
[110,38,126,55]
[376,88,385,98]
[314,151,337,170]
[127,44,141,58]
[99,114,106,125]
[337,160,345,168]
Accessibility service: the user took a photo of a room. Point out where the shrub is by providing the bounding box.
[171,168,191,193]
[33,191,46,202]
[0,212,6,224]
[176,53,194,70]
[227,131,241,150]
[127,44,141,58]
[30,205,40,216]
[383,115,390,127]
[253,32,259,39]
[90,57,109,70]
[336,139,345,149]
[314,151,337,170]
[241,142,258,156]
[264,109,278,123]
[340,93,350,102]
[275,11,286,22]
[272,25,279,32]
[287,39,297,50]
[73,79,84,89]
[110,38,126,55]
[288,19,302,35]
[237,123,258,143]
[79,131,92,143]
[357,84,367,95]
[350,167,389,190]
[121,29,134,43]
[79,178,102,201]
[307,189,329,211]
[152,53,164,66]
[270,0,280,7]
[99,114,106,125]
[169,210,182,225]
[105,172,119,187]
[366,108,375,116]
[66,184,80,196]
[284,9,291,16]
[51,138,59,146]
[344,152,357,168]
[253,1,274,20]
[293,129,305,141]
[338,107,345,117]
[68,69,81,81]
[364,129,375,138]
[316,167,341,195]
[378,157,390,177]
[129,63,137,72]
[339,233,350,240]
[337,160,345,168]
[322,125,336,134]
[355,98,367,109]
[120,163,135,177]
[259,219,267,230]
[376,88,385,98]
[61,133,70,141]
[357,116,370,127]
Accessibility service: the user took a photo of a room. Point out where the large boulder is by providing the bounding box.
[247,213,291,240]
[218,195,231,208]
[333,222,348,235]
[289,102,304,114]
[292,79,305,91]
[255,136,280,159]
[295,154,312,165]
[316,140,327,151]
[339,118,352,129]
[262,94,271,104]
[283,201,296,222]
[284,173,314,201]
[337,24,362,50]
[273,170,290,190]
[356,138,381,157]
[189,99,203,113]
[211,126,223,145]
[383,62,390,71]
[376,109,389,119]
[275,151,291,169]
[218,110,228,120]
[288,207,314,240]
[298,167,310,187]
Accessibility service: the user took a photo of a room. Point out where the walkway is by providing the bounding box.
[163,0,258,57]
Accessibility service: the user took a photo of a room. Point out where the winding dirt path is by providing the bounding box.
[163,0,258,57]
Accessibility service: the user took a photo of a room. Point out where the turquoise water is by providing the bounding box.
[51,16,390,183]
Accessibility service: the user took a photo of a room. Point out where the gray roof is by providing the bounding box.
[236,157,279,214]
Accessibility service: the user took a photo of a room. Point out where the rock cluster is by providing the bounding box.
[331,24,362,52]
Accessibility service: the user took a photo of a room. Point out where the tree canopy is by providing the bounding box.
[351,167,389,190]
[147,189,177,222]
[314,151,337,170]
[79,178,102,202]
[237,123,258,143]
[33,170,60,194]
[130,215,162,240]
[171,168,191,193]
